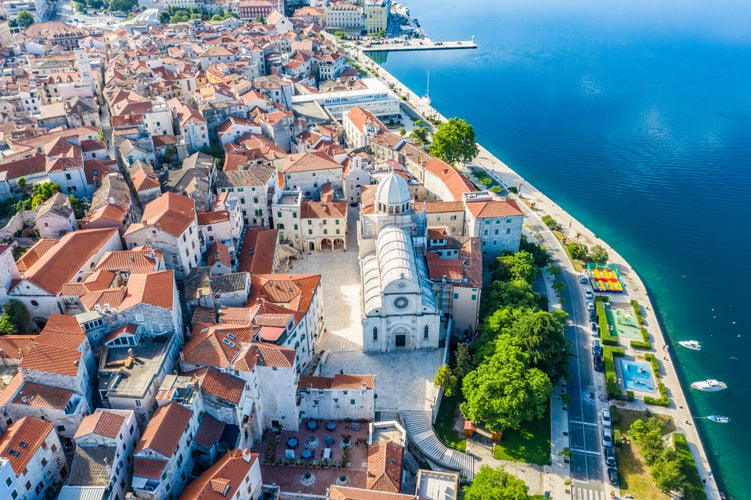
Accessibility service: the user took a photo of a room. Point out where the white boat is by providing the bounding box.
[679,340,702,351]
[691,379,727,392]
[707,415,730,423]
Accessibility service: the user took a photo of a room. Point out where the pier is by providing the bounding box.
[360,39,477,52]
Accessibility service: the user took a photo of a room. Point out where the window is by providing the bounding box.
[350,399,355,404]
[450,215,457,221]
[41,458,47,467]
[207,225,213,232]
[485,219,490,224]
[293,224,298,230]
[135,314,144,322]
[308,229,312,235]
[372,327,378,341]
[240,198,245,204]
[453,292,459,299]
[506,228,511,234]
[5,477,11,487]
[506,218,512,223]
[424,325,429,339]
[135,400,142,407]
[65,173,72,180]
[335,219,340,225]
[323,229,327,235]
[471,294,477,301]
[307,220,312,225]
[51,444,57,452]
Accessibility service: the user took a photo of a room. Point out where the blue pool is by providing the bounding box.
[620,359,656,393]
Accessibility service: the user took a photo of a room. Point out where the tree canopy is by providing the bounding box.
[589,244,609,264]
[30,181,61,210]
[16,10,35,28]
[429,117,479,166]
[464,465,530,500]
[507,309,569,382]
[490,250,538,284]
[0,300,30,335]
[461,336,552,432]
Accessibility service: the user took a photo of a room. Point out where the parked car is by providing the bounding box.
[605,446,616,466]
[579,274,588,284]
[584,288,594,300]
[602,428,614,448]
[608,466,619,486]
[593,354,604,372]
[586,300,595,311]
[589,309,597,322]
[590,321,599,336]
[592,339,603,357]
[601,407,612,428]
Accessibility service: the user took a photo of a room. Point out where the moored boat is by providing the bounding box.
[707,415,730,423]
[679,340,701,351]
[691,379,727,392]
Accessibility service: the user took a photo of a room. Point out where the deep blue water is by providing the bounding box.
[377,1,751,497]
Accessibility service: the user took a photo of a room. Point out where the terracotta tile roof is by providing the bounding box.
[20,343,82,377]
[0,416,54,475]
[183,324,254,369]
[13,382,72,410]
[281,151,342,174]
[298,374,375,391]
[366,440,403,492]
[133,457,167,479]
[464,198,523,218]
[131,165,161,192]
[95,248,162,274]
[74,410,127,440]
[217,307,256,325]
[216,166,275,189]
[192,306,217,326]
[0,374,25,409]
[328,486,415,500]
[235,342,296,371]
[197,210,230,225]
[238,227,277,275]
[118,270,175,311]
[126,192,196,238]
[247,274,320,323]
[301,198,347,219]
[16,238,58,273]
[180,449,258,499]
[21,228,119,294]
[135,401,191,458]
[0,336,35,362]
[190,366,245,404]
[104,324,139,345]
[346,106,387,135]
[206,242,231,268]
[83,204,129,228]
[423,158,476,201]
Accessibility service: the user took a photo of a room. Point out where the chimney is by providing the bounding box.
[242,449,252,463]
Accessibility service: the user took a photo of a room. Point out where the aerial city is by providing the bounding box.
[0,0,746,498]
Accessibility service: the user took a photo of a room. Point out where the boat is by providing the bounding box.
[707,415,731,423]
[690,379,727,392]
[679,340,701,351]
[423,70,431,105]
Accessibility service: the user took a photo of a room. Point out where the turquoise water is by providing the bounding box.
[377,1,751,497]
[620,359,656,393]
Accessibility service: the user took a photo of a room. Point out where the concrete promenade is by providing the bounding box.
[342,41,722,499]
[361,39,477,52]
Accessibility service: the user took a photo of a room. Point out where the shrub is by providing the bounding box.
[597,301,618,346]
[508,186,518,194]
[490,185,502,193]
[613,429,622,447]
[626,390,635,401]
[630,299,645,325]
[604,346,625,399]
[542,215,561,231]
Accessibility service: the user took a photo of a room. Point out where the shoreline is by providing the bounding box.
[341,40,722,499]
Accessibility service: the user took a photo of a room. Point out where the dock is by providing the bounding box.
[360,39,476,53]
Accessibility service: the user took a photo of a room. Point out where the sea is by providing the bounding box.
[374,0,751,497]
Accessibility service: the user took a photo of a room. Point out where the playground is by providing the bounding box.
[587,263,624,293]
[610,307,642,339]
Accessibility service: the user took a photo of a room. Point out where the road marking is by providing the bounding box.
[571,486,606,500]
[571,448,601,456]
[569,420,598,427]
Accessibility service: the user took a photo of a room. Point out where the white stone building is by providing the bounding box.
[216,165,278,228]
[279,151,344,199]
[463,191,524,260]
[124,193,200,279]
[297,374,375,421]
[34,192,77,239]
[180,449,262,500]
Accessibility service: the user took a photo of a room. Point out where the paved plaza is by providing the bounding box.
[291,209,443,414]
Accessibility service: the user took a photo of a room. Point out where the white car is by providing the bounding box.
[586,300,595,311]
[602,428,614,448]
[601,408,612,428]
[584,288,594,300]
[579,274,588,284]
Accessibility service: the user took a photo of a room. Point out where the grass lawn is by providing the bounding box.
[552,230,585,272]
[613,408,675,499]
[492,401,551,466]
[434,395,467,452]
[673,433,706,500]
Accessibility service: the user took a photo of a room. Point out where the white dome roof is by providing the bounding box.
[376,172,411,209]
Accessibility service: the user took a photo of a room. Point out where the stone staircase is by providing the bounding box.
[400,409,475,479]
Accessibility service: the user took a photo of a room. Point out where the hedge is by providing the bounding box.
[604,346,626,399]
[629,299,652,349]
[630,298,645,326]
[643,353,661,379]
[673,433,706,500]
[597,301,619,346]
[644,382,670,407]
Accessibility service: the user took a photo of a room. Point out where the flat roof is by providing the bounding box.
[98,336,173,399]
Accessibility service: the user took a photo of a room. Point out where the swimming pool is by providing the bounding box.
[619,359,656,393]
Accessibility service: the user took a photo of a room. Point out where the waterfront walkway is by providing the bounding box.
[360,39,477,52]
[342,41,722,500]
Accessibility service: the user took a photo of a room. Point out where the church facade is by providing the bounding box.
[358,173,441,353]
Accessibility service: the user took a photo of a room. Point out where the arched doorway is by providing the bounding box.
[308,241,315,251]
[333,238,345,251]
[320,238,331,251]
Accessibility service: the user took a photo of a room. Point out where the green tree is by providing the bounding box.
[589,244,609,264]
[464,465,530,500]
[480,279,542,318]
[398,126,406,137]
[16,10,35,28]
[454,343,474,379]
[334,31,347,38]
[68,195,88,219]
[552,280,566,297]
[109,0,135,12]
[548,265,563,278]
[30,181,61,209]
[0,315,16,335]
[429,117,479,166]
[409,125,429,146]
[490,250,538,284]
[0,300,30,334]
[519,235,551,268]
[629,418,666,466]
[507,309,569,382]
[434,364,458,397]
[461,336,552,432]
[651,449,686,493]
[566,242,588,261]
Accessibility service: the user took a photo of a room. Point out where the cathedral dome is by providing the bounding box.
[375,172,412,214]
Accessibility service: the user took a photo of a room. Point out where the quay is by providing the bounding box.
[338,36,723,500]
[360,39,477,52]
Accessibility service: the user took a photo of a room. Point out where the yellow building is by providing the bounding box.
[364,0,389,35]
